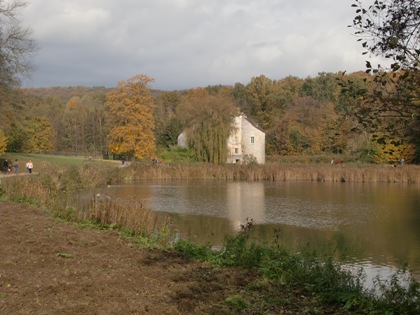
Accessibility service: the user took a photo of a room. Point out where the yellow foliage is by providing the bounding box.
[373,138,416,164]
[0,129,8,154]
[29,117,56,153]
[105,74,156,159]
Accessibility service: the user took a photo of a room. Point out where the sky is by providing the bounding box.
[19,0,376,91]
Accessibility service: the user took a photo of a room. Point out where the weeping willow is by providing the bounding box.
[180,91,238,164]
[188,117,233,164]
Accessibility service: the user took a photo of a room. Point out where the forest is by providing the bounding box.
[0,69,418,164]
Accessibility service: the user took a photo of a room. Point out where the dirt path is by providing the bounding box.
[0,202,258,314]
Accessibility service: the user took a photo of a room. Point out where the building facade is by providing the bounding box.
[177,114,265,164]
[226,114,265,164]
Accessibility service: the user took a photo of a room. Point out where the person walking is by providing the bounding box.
[13,159,18,174]
[27,160,33,174]
[3,159,9,174]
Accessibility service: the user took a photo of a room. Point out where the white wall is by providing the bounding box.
[227,115,265,164]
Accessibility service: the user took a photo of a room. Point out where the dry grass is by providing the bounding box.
[0,166,161,237]
[124,163,420,184]
[80,196,160,236]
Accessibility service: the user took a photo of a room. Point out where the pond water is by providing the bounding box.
[94,180,420,283]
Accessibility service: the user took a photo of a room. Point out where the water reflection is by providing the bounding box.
[97,180,420,280]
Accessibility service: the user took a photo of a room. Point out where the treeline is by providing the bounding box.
[0,71,418,163]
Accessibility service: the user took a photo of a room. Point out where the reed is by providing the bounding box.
[0,163,163,238]
[122,162,420,184]
[80,196,160,236]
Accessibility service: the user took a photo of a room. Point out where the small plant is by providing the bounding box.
[224,294,249,310]
[174,239,213,260]
[56,252,72,259]
[369,268,420,314]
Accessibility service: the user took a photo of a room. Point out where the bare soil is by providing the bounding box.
[0,202,345,315]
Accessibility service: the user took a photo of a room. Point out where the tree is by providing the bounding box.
[6,122,27,152]
[350,0,420,161]
[245,75,282,129]
[154,91,182,148]
[61,96,87,155]
[177,88,238,164]
[301,72,340,105]
[0,128,8,154]
[0,0,37,89]
[104,75,156,159]
[371,134,416,163]
[25,116,56,153]
[271,97,341,155]
[351,0,419,73]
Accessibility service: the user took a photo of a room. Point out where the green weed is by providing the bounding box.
[224,294,250,310]
[173,239,213,260]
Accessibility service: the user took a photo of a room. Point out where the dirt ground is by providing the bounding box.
[0,202,269,315]
[1,202,347,315]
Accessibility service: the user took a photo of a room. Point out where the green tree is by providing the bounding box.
[6,123,27,152]
[154,91,182,148]
[232,82,251,115]
[105,75,156,159]
[177,88,238,164]
[301,72,340,105]
[245,75,281,129]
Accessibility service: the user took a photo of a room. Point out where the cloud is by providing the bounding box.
[20,0,372,90]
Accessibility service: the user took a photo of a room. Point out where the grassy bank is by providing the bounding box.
[3,153,420,184]
[0,154,419,314]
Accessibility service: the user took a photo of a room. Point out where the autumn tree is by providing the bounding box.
[0,0,37,89]
[82,94,107,155]
[0,129,8,154]
[61,96,87,155]
[351,0,420,161]
[60,95,106,155]
[5,116,55,153]
[25,116,56,152]
[105,75,156,159]
[371,134,416,163]
[177,88,238,164]
[270,97,342,155]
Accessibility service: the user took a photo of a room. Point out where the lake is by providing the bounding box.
[95,180,420,283]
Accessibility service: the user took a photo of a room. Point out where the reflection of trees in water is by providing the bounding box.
[92,181,420,280]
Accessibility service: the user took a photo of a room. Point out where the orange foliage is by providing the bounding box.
[105,75,156,159]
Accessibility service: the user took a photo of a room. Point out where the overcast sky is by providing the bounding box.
[20,0,374,90]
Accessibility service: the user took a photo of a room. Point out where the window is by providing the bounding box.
[251,136,254,144]
[235,148,238,154]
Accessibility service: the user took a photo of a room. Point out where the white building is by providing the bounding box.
[226,114,265,164]
[177,114,265,164]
